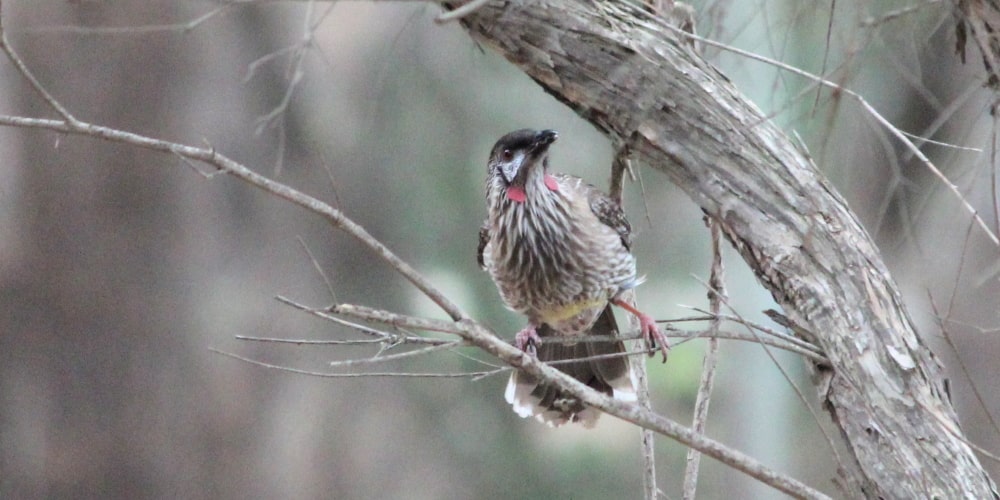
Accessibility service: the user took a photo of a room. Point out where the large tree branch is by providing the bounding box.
[444,0,998,497]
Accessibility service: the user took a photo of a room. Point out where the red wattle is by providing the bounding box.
[507,186,526,202]
[544,174,559,192]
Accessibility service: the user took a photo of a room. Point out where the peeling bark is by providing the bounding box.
[447,1,998,497]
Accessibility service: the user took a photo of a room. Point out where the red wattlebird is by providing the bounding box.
[478,129,668,426]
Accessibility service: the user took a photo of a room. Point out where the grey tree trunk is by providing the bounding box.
[446,1,998,497]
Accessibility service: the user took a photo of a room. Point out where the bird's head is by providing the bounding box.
[487,129,559,203]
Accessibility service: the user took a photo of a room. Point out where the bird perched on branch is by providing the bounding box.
[477,128,668,427]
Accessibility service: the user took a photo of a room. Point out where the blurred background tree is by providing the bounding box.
[0,1,996,498]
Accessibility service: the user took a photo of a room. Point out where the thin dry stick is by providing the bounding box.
[635,321,658,500]
[302,294,829,360]
[682,217,724,499]
[993,122,999,241]
[928,291,1000,440]
[326,340,462,369]
[250,0,335,174]
[296,236,337,303]
[901,80,986,163]
[927,219,1000,439]
[285,293,826,357]
[611,139,657,500]
[236,335,388,345]
[647,11,1000,248]
[681,308,825,361]
[711,290,850,484]
[435,0,490,23]
[211,348,499,378]
[277,296,393,342]
[0,7,75,124]
[232,304,833,499]
[938,317,1000,334]
[18,4,233,35]
[862,110,921,251]
[808,0,835,116]
[639,394,658,499]
[0,112,471,321]
[913,394,1000,465]
[860,0,942,27]
[326,299,831,498]
[330,303,471,336]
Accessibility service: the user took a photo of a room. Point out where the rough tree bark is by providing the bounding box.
[444,1,998,498]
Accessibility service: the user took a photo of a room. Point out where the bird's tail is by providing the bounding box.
[504,306,637,427]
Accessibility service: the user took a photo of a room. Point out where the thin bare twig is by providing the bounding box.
[682,307,825,360]
[0,4,76,123]
[631,294,657,500]
[278,295,833,498]
[938,317,1000,334]
[230,309,832,498]
[901,80,987,163]
[0,111,471,321]
[611,134,657,500]
[682,216,724,499]
[277,295,394,342]
[296,237,338,303]
[318,151,343,210]
[809,0,835,117]
[993,121,1000,242]
[19,4,231,35]
[247,0,337,174]
[286,294,828,360]
[900,129,983,153]
[704,286,849,483]
[236,335,388,345]
[862,109,923,253]
[435,0,490,23]
[211,348,498,378]
[647,13,999,248]
[914,396,1000,465]
[926,219,1000,440]
[860,0,942,27]
[326,340,462,368]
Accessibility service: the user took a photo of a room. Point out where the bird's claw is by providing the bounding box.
[515,325,541,357]
[639,314,669,362]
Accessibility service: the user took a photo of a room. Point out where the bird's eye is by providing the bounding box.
[502,149,513,161]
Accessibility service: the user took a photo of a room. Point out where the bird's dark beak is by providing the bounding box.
[531,129,558,153]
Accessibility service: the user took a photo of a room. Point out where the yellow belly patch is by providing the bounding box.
[539,298,606,323]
